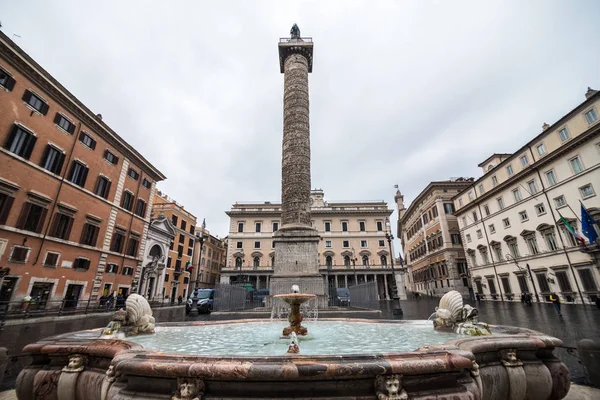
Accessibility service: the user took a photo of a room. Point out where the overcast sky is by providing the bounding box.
[2,1,599,247]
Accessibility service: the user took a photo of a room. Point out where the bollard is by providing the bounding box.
[578,338,600,387]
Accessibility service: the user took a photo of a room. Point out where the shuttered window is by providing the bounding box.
[22,90,49,114]
[53,113,75,134]
[4,125,37,159]
[40,145,65,174]
[49,212,74,240]
[16,202,48,233]
[0,68,16,91]
[79,132,96,149]
[68,161,88,187]
[94,176,111,199]
[104,150,118,165]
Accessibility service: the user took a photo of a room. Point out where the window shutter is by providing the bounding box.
[40,102,49,115]
[68,122,75,134]
[91,226,99,247]
[22,89,32,103]
[0,196,14,224]
[64,217,73,241]
[49,213,60,237]
[36,207,48,234]
[53,113,61,125]
[56,152,66,175]
[5,76,16,91]
[81,166,89,187]
[68,162,76,182]
[79,131,86,142]
[23,135,37,160]
[40,145,50,168]
[3,125,18,150]
[90,138,96,150]
[79,224,88,244]
[15,202,31,229]
[105,180,112,199]
[113,155,119,165]
[103,149,108,159]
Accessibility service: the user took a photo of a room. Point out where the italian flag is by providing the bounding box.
[560,215,586,245]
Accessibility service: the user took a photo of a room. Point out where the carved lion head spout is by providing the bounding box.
[375,374,408,400]
[172,378,205,400]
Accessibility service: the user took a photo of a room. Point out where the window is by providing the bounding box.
[472,211,478,222]
[0,68,16,90]
[40,145,65,174]
[9,246,29,263]
[324,221,331,232]
[362,255,369,267]
[501,277,512,294]
[342,240,349,248]
[536,273,550,293]
[451,234,462,245]
[512,188,522,202]
[559,127,570,141]
[172,215,178,225]
[341,221,348,232]
[536,143,546,156]
[462,216,467,227]
[469,253,477,267]
[190,225,195,234]
[181,220,187,230]
[458,198,463,207]
[0,193,15,225]
[142,178,151,189]
[237,222,244,232]
[128,168,139,180]
[517,275,529,293]
[236,241,242,249]
[325,240,332,248]
[527,180,538,195]
[492,176,498,187]
[110,230,126,253]
[379,240,385,247]
[488,278,497,295]
[254,241,260,249]
[68,161,88,187]
[535,203,546,216]
[79,132,96,149]
[506,165,514,176]
[344,256,351,267]
[545,170,557,186]
[106,263,119,274]
[361,240,367,248]
[126,236,139,256]
[545,232,558,251]
[468,191,473,200]
[121,191,134,211]
[122,267,134,276]
[489,224,496,234]
[43,252,59,267]
[177,245,183,258]
[16,202,47,233]
[73,257,90,271]
[520,155,528,167]
[49,212,74,240]
[492,244,502,261]
[569,156,584,174]
[22,90,49,114]
[273,222,279,232]
[255,222,261,232]
[4,125,37,159]
[579,184,595,199]
[497,197,505,210]
[585,108,598,124]
[476,229,482,239]
[480,250,489,264]
[92,176,110,199]
[444,203,454,214]
[555,271,572,292]
[179,234,184,244]
[80,223,99,246]
[478,184,484,195]
[359,221,366,232]
[526,236,539,255]
[103,149,118,165]
[578,269,598,291]
[474,280,483,293]
[519,211,528,222]
[554,195,566,208]
[483,205,490,216]
[53,113,75,134]
[422,213,428,224]
[466,234,472,243]
[376,221,383,231]
[503,218,511,228]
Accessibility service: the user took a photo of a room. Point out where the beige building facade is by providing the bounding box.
[453,87,600,305]
[221,189,407,300]
[397,181,473,298]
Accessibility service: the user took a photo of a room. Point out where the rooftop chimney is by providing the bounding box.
[542,123,550,131]
[96,113,103,120]
[585,87,598,99]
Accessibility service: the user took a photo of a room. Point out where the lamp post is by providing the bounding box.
[351,247,358,285]
[385,221,403,316]
[505,253,539,303]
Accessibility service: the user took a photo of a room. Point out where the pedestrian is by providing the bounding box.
[178,295,183,305]
[475,293,480,303]
[549,292,562,316]
[520,294,525,303]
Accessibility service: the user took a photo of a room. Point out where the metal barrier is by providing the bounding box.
[212,283,249,312]
[348,282,379,309]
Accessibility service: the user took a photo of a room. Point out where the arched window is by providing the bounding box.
[235,257,242,268]
[326,256,332,268]
[380,255,387,266]
[344,255,351,267]
[362,255,369,266]
[253,256,260,267]
[149,244,162,258]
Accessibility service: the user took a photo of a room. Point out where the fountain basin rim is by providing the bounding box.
[272,293,317,299]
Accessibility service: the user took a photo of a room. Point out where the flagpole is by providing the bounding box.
[579,199,600,236]
[566,203,582,223]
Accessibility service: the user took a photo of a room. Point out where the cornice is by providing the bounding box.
[401,181,472,225]
[0,33,166,181]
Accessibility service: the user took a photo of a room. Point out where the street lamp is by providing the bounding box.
[351,247,358,285]
[385,220,403,316]
[505,253,539,303]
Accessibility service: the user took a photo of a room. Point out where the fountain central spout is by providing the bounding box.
[273,287,316,336]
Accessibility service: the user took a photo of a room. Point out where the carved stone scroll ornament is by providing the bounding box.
[172,377,205,400]
[375,374,408,400]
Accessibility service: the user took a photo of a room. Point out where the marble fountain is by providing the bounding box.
[15,290,571,400]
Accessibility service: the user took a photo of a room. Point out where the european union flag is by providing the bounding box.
[581,204,599,244]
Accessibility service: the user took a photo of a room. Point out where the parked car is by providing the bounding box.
[336,288,350,306]
[186,289,215,314]
[253,289,270,306]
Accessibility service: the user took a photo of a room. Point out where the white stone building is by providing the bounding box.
[221,189,407,300]
[453,88,600,305]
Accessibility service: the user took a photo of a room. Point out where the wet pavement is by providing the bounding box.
[1,298,598,389]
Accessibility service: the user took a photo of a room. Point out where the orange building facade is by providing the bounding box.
[0,32,165,309]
